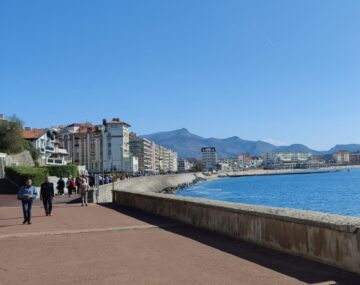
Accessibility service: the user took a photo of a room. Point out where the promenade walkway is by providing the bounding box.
[0,195,359,285]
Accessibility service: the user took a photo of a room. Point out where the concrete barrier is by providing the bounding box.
[113,189,360,274]
[94,173,203,203]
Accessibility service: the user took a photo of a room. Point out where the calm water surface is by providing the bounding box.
[176,169,360,217]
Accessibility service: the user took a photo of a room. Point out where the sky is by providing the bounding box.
[1,0,360,151]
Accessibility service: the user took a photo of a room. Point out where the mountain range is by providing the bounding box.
[143,128,360,159]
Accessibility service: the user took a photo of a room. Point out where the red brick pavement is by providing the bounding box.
[0,196,359,285]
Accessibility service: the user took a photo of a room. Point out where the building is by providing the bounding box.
[22,128,69,165]
[201,147,217,171]
[333,150,350,164]
[0,114,8,121]
[238,153,251,168]
[178,158,193,173]
[61,120,138,174]
[350,152,360,165]
[156,145,178,173]
[129,134,155,174]
[130,133,178,174]
[102,118,131,172]
[63,124,103,173]
[263,152,312,169]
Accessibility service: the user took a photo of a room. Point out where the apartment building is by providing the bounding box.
[178,158,193,173]
[333,150,350,164]
[129,134,155,173]
[263,152,312,168]
[201,147,217,171]
[102,118,131,172]
[63,124,103,173]
[156,145,178,173]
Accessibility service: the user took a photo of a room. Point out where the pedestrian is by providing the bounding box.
[40,176,55,216]
[76,176,82,194]
[79,178,90,206]
[56,177,65,195]
[67,176,76,197]
[17,178,38,225]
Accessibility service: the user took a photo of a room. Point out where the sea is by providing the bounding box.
[176,168,360,217]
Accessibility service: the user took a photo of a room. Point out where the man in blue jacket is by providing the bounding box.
[18,178,38,224]
[40,176,55,216]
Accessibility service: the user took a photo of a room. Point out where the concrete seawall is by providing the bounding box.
[97,174,360,274]
[95,173,204,203]
[113,190,360,274]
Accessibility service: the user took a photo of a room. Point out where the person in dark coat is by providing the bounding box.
[56,177,65,195]
[40,176,55,216]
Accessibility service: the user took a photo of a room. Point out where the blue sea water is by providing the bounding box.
[176,169,360,217]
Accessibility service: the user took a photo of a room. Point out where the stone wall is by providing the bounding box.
[113,189,360,275]
[5,151,34,167]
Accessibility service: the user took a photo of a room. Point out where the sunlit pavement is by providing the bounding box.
[0,195,359,285]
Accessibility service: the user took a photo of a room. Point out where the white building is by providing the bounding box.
[130,134,178,174]
[333,151,350,164]
[130,134,155,174]
[201,147,217,171]
[263,152,312,168]
[22,128,69,165]
[157,145,178,173]
[102,118,131,172]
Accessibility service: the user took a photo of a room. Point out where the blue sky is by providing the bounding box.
[1,0,360,150]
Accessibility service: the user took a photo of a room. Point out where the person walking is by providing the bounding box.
[67,176,76,197]
[56,177,65,195]
[79,178,90,206]
[40,176,55,216]
[17,178,38,225]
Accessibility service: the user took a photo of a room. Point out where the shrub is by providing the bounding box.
[45,164,78,178]
[5,166,48,187]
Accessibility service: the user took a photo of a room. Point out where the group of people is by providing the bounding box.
[56,176,91,198]
[17,175,91,225]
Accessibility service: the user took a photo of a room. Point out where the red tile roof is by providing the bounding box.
[22,129,46,140]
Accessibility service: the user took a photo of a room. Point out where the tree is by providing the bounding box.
[0,116,24,154]
[0,115,39,162]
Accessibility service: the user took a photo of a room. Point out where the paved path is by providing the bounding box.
[0,195,359,285]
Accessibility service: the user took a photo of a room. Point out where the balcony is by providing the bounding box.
[46,157,66,166]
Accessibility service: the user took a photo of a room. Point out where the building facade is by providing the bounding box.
[156,145,178,173]
[63,124,103,173]
[22,128,69,166]
[201,147,217,171]
[238,153,251,168]
[263,152,312,169]
[333,151,350,164]
[129,134,155,173]
[350,152,360,164]
[178,158,193,173]
[102,119,131,172]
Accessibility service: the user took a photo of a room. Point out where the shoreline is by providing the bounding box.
[218,165,360,178]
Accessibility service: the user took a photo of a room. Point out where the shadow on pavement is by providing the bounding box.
[99,202,360,285]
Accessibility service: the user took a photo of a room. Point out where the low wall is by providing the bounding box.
[113,189,360,274]
[94,173,202,203]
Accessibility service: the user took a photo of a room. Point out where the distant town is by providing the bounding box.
[0,113,359,179]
